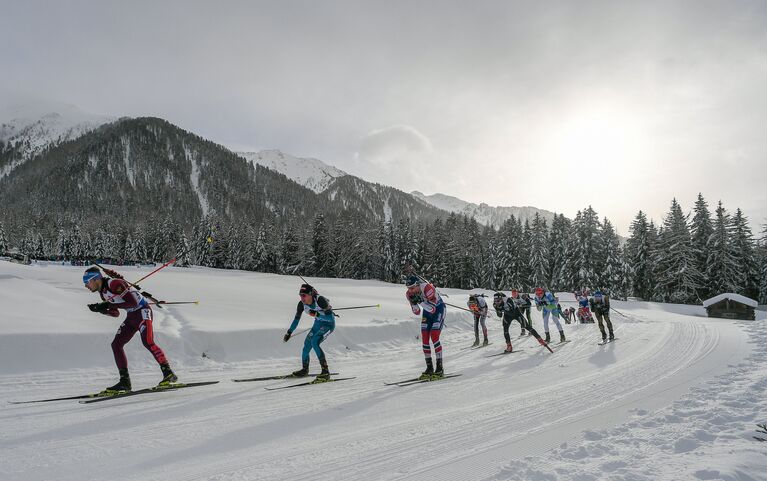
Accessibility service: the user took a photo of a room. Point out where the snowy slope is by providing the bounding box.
[0,101,114,179]
[1,261,765,481]
[412,190,558,227]
[238,149,347,193]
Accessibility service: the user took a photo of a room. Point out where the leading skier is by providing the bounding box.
[83,266,177,394]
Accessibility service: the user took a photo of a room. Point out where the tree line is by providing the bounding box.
[1,193,765,305]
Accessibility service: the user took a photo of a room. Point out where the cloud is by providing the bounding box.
[356,125,433,167]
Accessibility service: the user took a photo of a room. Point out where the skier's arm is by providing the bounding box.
[288,301,303,333]
[105,279,140,310]
[316,295,334,316]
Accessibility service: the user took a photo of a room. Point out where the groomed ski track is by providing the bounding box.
[0,264,757,481]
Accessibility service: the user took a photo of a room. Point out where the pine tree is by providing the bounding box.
[625,211,655,300]
[653,199,705,303]
[311,213,331,277]
[571,206,601,291]
[600,218,626,297]
[0,221,8,255]
[759,225,767,304]
[690,193,713,298]
[547,214,570,290]
[730,208,759,299]
[706,201,740,295]
[528,213,549,289]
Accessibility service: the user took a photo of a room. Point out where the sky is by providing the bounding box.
[1,0,766,235]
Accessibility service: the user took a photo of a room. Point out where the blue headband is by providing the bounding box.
[83,271,102,285]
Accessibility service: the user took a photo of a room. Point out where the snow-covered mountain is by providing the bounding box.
[238,149,347,193]
[411,190,558,227]
[0,101,114,179]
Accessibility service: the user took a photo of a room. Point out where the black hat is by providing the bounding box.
[299,284,316,296]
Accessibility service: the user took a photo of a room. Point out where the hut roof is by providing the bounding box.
[702,293,758,309]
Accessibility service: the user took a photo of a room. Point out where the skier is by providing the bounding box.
[510,289,533,334]
[467,294,489,347]
[283,284,335,381]
[83,266,177,394]
[406,275,446,380]
[575,289,594,323]
[494,292,548,352]
[589,290,615,342]
[534,287,566,343]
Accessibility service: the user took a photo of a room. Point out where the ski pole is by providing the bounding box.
[92,262,166,309]
[333,304,381,311]
[149,301,200,306]
[445,302,474,313]
[287,327,311,341]
[610,306,630,319]
[409,270,450,298]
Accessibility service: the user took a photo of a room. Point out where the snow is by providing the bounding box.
[238,149,347,193]
[411,190,558,228]
[702,293,758,308]
[1,260,766,481]
[185,144,210,217]
[0,101,114,179]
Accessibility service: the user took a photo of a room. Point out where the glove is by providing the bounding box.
[308,309,318,317]
[88,302,110,313]
[408,293,423,304]
[283,331,292,342]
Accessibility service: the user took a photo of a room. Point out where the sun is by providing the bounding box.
[547,104,649,182]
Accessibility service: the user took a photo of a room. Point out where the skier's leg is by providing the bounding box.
[473,314,480,345]
[502,317,512,344]
[595,312,607,339]
[479,314,488,344]
[111,318,139,371]
[542,310,551,334]
[136,309,169,366]
[604,312,614,339]
[551,310,563,331]
[311,323,333,379]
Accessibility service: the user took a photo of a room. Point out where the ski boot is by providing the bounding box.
[292,361,310,378]
[545,331,551,344]
[102,368,131,395]
[157,363,178,387]
[433,358,444,379]
[314,360,331,383]
[482,337,489,347]
[505,343,513,353]
[608,332,615,342]
[472,337,480,348]
[419,358,434,380]
[559,330,566,343]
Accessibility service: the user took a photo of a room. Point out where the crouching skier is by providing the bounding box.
[406,275,446,380]
[283,284,335,382]
[467,294,489,347]
[493,292,548,352]
[83,267,177,394]
[534,287,566,343]
[589,290,615,342]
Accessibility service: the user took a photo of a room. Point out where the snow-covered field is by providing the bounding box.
[1,261,765,481]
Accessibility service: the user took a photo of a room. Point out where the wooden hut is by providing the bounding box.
[702,293,757,320]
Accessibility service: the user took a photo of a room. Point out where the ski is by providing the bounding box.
[9,392,107,404]
[79,381,219,404]
[389,373,462,387]
[233,372,339,382]
[597,338,618,346]
[264,377,356,391]
[550,340,572,349]
[486,349,525,357]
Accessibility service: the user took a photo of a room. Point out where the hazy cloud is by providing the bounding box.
[1,0,766,233]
